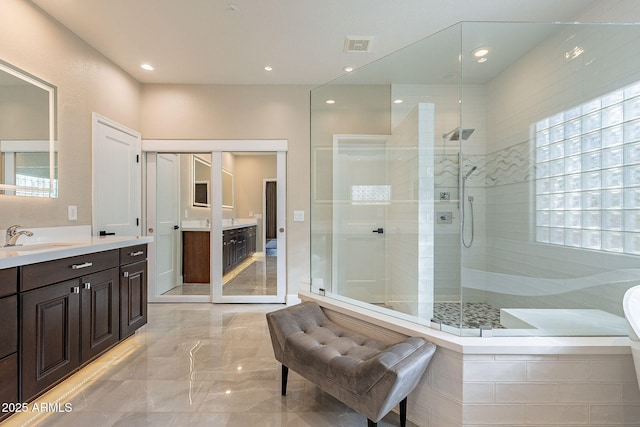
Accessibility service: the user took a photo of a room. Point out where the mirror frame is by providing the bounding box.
[0,59,57,197]
[192,155,211,207]
[222,168,234,209]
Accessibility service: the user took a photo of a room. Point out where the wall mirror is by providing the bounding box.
[0,60,57,197]
[222,169,234,208]
[193,155,210,207]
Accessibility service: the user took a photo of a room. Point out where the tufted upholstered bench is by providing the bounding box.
[266,301,436,426]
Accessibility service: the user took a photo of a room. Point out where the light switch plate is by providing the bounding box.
[68,205,78,221]
[293,210,305,222]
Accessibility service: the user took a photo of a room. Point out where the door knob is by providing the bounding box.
[372,228,384,234]
[173,225,180,230]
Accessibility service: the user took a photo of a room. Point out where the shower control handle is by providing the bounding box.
[372,228,384,234]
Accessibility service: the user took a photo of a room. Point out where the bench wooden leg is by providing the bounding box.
[367,420,376,427]
[281,365,289,396]
[400,397,407,427]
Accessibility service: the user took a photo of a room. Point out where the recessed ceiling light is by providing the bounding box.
[477,57,488,63]
[393,99,403,104]
[326,99,336,104]
[140,64,154,71]
[264,65,273,71]
[343,66,354,72]
[472,47,489,58]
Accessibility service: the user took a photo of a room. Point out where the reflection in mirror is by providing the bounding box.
[222,169,234,208]
[193,155,210,207]
[0,60,57,197]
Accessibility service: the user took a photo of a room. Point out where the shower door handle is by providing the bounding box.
[372,228,384,234]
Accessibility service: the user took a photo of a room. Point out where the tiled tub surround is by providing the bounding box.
[301,291,640,426]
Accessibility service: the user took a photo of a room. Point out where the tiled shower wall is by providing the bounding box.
[478,24,640,313]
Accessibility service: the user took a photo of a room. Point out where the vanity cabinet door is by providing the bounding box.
[120,260,147,339]
[247,226,257,255]
[81,268,120,363]
[0,353,18,411]
[21,280,80,401]
[182,231,210,283]
[0,295,17,359]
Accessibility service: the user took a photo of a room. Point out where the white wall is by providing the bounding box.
[141,84,311,296]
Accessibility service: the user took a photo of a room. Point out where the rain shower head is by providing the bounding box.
[443,127,475,141]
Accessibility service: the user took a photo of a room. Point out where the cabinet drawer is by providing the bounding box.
[0,268,17,298]
[119,244,147,265]
[20,250,119,292]
[0,295,17,359]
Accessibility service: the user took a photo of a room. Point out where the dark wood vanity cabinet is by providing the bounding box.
[183,226,257,279]
[14,244,147,403]
[21,278,81,401]
[183,231,210,283]
[0,268,18,417]
[81,268,120,363]
[223,226,257,274]
[119,245,148,339]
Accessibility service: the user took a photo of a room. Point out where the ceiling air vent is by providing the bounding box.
[344,36,373,53]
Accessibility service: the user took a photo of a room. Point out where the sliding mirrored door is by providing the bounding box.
[212,150,286,303]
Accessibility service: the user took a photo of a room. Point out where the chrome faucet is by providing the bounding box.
[4,225,34,247]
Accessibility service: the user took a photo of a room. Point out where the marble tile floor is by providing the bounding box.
[4,303,413,427]
[161,254,274,297]
[222,255,277,296]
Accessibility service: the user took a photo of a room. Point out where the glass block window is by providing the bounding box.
[535,81,640,255]
[351,185,391,205]
[15,174,58,197]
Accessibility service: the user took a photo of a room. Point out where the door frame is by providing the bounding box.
[331,134,389,301]
[143,139,288,304]
[92,113,142,237]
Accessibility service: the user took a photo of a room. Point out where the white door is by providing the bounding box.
[155,153,180,295]
[93,114,141,236]
[332,135,388,303]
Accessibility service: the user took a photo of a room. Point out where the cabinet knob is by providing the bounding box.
[123,271,129,278]
[71,286,80,294]
[83,283,91,290]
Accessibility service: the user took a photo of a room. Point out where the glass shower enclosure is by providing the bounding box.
[310,22,640,337]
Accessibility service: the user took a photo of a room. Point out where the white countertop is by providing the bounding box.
[181,219,257,232]
[0,235,153,269]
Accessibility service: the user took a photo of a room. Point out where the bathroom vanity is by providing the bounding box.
[0,235,151,415]
[182,223,257,282]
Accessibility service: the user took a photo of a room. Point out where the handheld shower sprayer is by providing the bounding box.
[463,166,477,180]
[460,164,477,248]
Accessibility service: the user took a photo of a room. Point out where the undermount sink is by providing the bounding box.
[0,242,78,253]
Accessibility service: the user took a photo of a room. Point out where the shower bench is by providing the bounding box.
[266,301,436,426]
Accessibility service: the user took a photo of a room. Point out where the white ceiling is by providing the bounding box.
[31,0,597,86]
